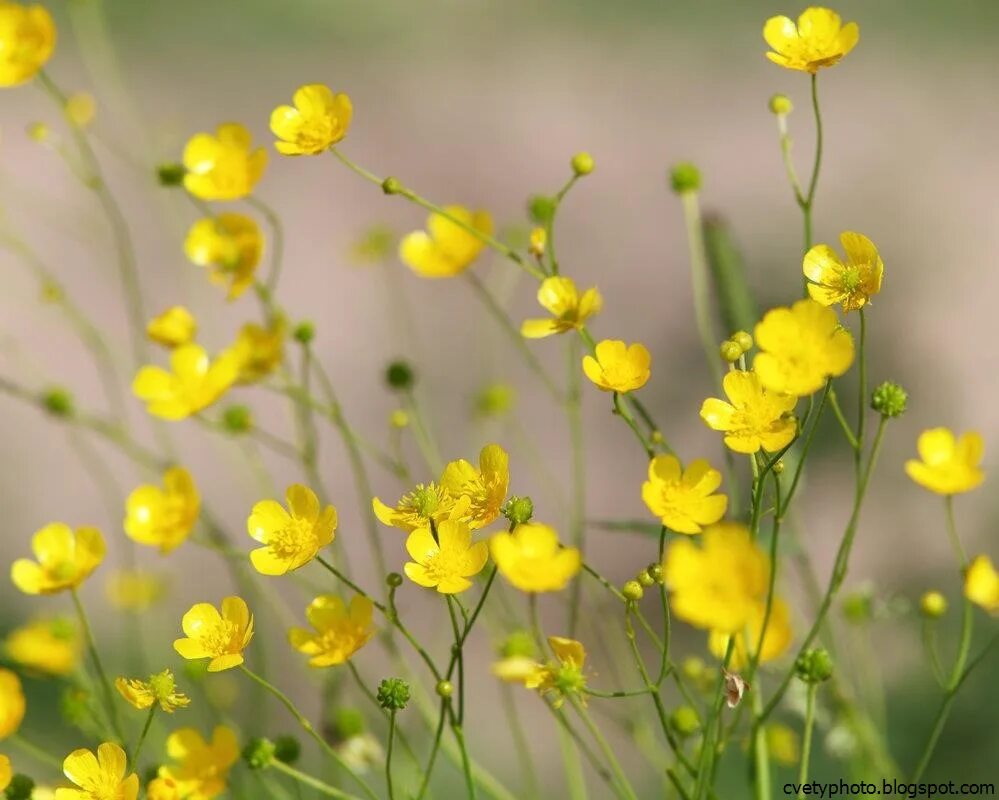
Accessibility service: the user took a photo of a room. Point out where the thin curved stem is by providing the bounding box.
[71,588,124,743]
[796,684,818,798]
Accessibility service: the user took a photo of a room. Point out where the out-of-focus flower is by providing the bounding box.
[289,595,375,667]
[146,776,182,800]
[641,455,728,534]
[0,2,55,87]
[964,555,998,615]
[763,7,858,73]
[336,733,384,774]
[64,92,96,128]
[804,232,883,312]
[0,754,10,792]
[494,636,587,709]
[521,277,602,338]
[490,522,581,593]
[173,597,254,672]
[270,84,352,155]
[708,598,793,668]
[184,215,263,301]
[55,742,138,800]
[124,467,200,554]
[115,669,190,713]
[247,484,336,575]
[905,428,985,496]
[4,618,80,676]
[105,569,168,612]
[133,344,239,420]
[229,320,285,383]
[158,726,239,800]
[766,723,801,766]
[700,369,798,454]
[0,669,25,739]
[11,523,105,595]
[440,444,510,529]
[147,307,197,348]
[404,519,489,594]
[182,123,267,201]
[399,206,492,278]
[582,340,651,393]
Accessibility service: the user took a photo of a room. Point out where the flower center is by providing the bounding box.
[269,517,315,558]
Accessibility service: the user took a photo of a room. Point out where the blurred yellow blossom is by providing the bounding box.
[146,776,182,800]
[700,370,797,454]
[804,232,883,312]
[373,483,458,533]
[0,754,9,792]
[905,428,985,496]
[158,726,239,800]
[582,340,651,393]
[641,455,728,534]
[0,2,55,87]
[521,277,602,339]
[766,723,801,766]
[4,617,80,676]
[399,206,492,278]
[132,344,239,420]
[440,443,510,529]
[0,669,25,739]
[230,320,285,383]
[173,597,254,672]
[11,523,105,595]
[404,519,489,594]
[182,123,267,201]
[289,595,376,667]
[116,669,190,713]
[64,92,96,128]
[247,484,336,575]
[270,83,352,155]
[490,522,581,593]
[707,598,793,668]
[763,7,858,73]
[528,227,546,258]
[124,467,200,554]
[55,742,138,800]
[184,214,263,301]
[105,569,168,612]
[964,555,998,615]
[494,636,588,709]
[147,306,197,348]
[349,224,396,265]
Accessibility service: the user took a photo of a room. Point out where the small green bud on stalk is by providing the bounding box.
[571,152,595,176]
[794,648,833,684]
[381,176,403,195]
[156,162,186,186]
[385,360,415,391]
[435,680,454,698]
[42,387,74,417]
[670,706,701,737]
[647,563,665,584]
[222,405,253,434]
[920,590,948,619]
[636,570,654,588]
[768,94,793,116]
[669,162,702,194]
[386,572,403,588]
[871,381,908,418]
[242,737,276,769]
[528,194,556,225]
[720,340,742,363]
[377,678,411,711]
[731,330,753,352]
[292,321,315,344]
[622,580,644,602]
[502,496,534,526]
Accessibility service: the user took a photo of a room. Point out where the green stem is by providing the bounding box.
[943,496,967,567]
[270,759,364,800]
[612,392,655,458]
[416,699,449,800]
[567,335,586,636]
[856,309,867,459]
[570,698,639,800]
[752,684,771,800]
[386,710,398,800]
[500,684,541,800]
[247,196,285,294]
[71,588,124,743]
[131,706,156,768]
[802,72,823,252]
[679,190,723,388]
[796,685,818,798]
[828,388,859,450]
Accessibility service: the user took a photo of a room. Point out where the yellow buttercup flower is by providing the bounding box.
[11,523,105,595]
[399,206,493,278]
[404,519,489,594]
[55,742,138,800]
[494,636,588,709]
[440,443,510,529]
[158,726,239,800]
[700,370,798,454]
[804,232,883,312]
[289,595,376,667]
[5,618,81,676]
[663,522,771,633]
[753,299,854,396]
[230,320,285,383]
[708,598,793,669]
[0,754,10,792]
[184,215,263,300]
[147,307,197,348]
[0,669,25,739]
[641,455,728,535]
[521,277,603,339]
[0,2,55,87]
[132,343,239,420]
[763,7,859,73]
[270,83,352,155]
[173,596,254,672]
[582,339,651,393]
[247,484,336,575]
[124,467,200,554]
[904,428,985,496]
[373,483,460,533]
[490,522,581,593]
[182,123,267,201]
[147,776,182,800]
[105,569,168,612]
[964,555,998,615]
[115,669,190,713]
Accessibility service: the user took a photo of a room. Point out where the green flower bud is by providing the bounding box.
[768,94,793,116]
[719,340,742,363]
[871,381,907,418]
[156,162,186,186]
[502,496,534,526]
[386,572,403,588]
[622,580,644,602]
[274,735,301,764]
[773,460,785,474]
[435,680,454,698]
[292,321,315,345]
[731,330,753,353]
[385,360,415,391]
[475,382,516,418]
[669,706,701,737]
[500,630,536,659]
[669,162,701,194]
[5,774,35,800]
[332,707,366,739]
[221,405,253,434]
[381,177,403,195]
[794,648,833,684]
[920,590,948,619]
[42,387,74,417]
[242,737,276,770]
[571,152,595,176]
[841,589,873,624]
[650,430,664,444]
[647,563,664,584]
[636,569,654,588]
[376,678,411,711]
[59,686,90,725]
[527,194,556,225]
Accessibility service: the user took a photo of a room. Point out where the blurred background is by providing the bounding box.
[1,0,996,796]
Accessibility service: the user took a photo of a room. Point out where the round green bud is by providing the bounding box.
[571,152,595,176]
[622,580,644,602]
[59,686,90,725]
[731,330,753,353]
[647,563,664,584]
[385,360,415,391]
[5,774,36,800]
[768,94,793,116]
[669,162,701,194]
[772,460,785,474]
[292,321,315,345]
[841,589,873,624]
[221,405,253,434]
[669,705,701,737]
[871,381,908,418]
[636,569,654,588]
[273,735,301,764]
[719,340,742,363]
[500,630,536,659]
[920,590,948,619]
[381,177,403,195]
[332,707,365,739]
[681,656,707,684]
[794,648,834,684]
[502,496,534,526]
[156,162,186,187]
[475,382,516,418]
[527,194,556,225]
[376,678,411,711]
[650,430,664,444]
[435,680,454,698]
[42,387,74,417]
[386,572,403,588]
[242,737,276,770]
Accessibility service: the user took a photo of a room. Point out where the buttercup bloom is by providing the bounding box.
[763,7,859,73]
[230,320,285,383]
[404,519,489,594]
[521,277,602,338]
[270,84,352,155]
[0,669,25,739]
[440,443,510,529]
[490,522,581,593]
[494,636,588,709]
[5,618,80,676]
[158,726,239,800]
[708,598,793,668]
[399,206,493,278]
[964,555,998,615]
[105,569,168,612]
[289,595,376,667]
[905,428,985,496]
[700,370,798,454]
[0,754,9,792]
[373,483,457,533]
[132,344,239,420]
[147,777,182,800]
[184,214,263,300]
[0,2,55,87]
[124,467,200,554]
[641,455,728,534]
[147,307,197,348]
[753,299,854,396]
[115,669,190,713]
[804,232,884,312]
[55,742,138,800]
[11,523,105,595]
[247,484,336,575]
[174,597,254,672]
[182,123,267,201]
[582,340,651,393]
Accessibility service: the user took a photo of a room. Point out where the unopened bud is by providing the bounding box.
[768,94,793,116]
[381,177,403,195]
[571,152,595,176]
[794,648,833,684]
[720,340,742,363]
[622,580,644,602]
[871,381,907,418]
[732,330,753,353]
[669,162,701,194]
[920,590,948,619]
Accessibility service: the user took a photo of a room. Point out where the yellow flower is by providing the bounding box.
[0,754,10,792]
[289,595,376,667]
[54,742,138,800]
[641,455,728,535]
[247,484,336,575]
[158,726,239,800]
[700,370,798,454]
[440,443,510,529]
[582,339,651,393]
[124,467,200,554]
[0,2,55,87]
[494,636,588,709]
[763,7,859,73]
[11,523,105,595]
[373,483,460,533]
[115,670,190,713]
[147,776,182,800]
[803,232,883,312]
[490,522,581,593]
[707,598,793,669]
[399,206,493,278]
[663,522,771,633]
[753,299,854,396]
[404,519,489,594]
[132,343,239,420]
[4,618,81,676]
[964,555,998,615]
[270,84,352,155]
[521,277,603,338]
[766,724,801,767]
[105,569,168,612]
[184,215,263,301]
[173,597,254,672]
[182,123,267,201]
[0,669,25,740]
[230,320,285,383]
[147,307,197,348]
[64,92,96,128]
[904,428,985,496]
